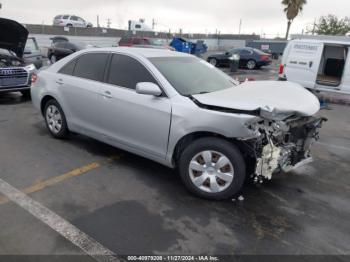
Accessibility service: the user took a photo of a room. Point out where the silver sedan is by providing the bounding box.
[31,47,324,200]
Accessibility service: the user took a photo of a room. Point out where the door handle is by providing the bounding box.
[102,90,112,98]
[56,79,64,85]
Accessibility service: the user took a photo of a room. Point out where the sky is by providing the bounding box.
[0,0,349,37]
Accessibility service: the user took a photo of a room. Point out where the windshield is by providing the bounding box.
[71,42,87,50]
[150,57,237,96]
[25,38,39,52]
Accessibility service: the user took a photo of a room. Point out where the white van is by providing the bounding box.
[279,35,350,94]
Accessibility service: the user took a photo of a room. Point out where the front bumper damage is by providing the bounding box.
[246,116,327,182]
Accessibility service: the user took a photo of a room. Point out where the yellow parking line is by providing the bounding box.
[0,155,121,205]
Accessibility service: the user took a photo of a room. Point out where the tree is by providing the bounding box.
[312,15,350,35]
[282,0,307,39]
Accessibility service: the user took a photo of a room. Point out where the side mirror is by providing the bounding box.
[136,82,162,96]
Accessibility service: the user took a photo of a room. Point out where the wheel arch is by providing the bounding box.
[171,131,256,169]
[40,95,58,116]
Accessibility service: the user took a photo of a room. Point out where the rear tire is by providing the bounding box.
[44,99,69,139]
[178,137,246,200]
[246,59,256,70]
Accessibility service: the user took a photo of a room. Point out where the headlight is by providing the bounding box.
[25,64,36,71]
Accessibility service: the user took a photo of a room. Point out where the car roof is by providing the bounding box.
[291,38,350,46]
[80,47,191,58]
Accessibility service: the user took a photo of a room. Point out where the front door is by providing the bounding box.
[98,53,172,158]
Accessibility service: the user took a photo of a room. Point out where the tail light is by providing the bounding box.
[261,55,270,61]
[31,73,38,84]
[279,64,285,75]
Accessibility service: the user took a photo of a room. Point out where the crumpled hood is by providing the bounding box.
[0,18,29,58]
[192,81,320,120]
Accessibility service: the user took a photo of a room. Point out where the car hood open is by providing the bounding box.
[192,81,320,120]
[0,18,29,58]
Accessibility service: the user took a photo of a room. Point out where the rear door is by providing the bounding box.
[70,16,79,27]
[58,52,110,134]
[338,46,350,94]
[284,41,324,89]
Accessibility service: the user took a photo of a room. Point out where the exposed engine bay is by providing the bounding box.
[247,115,327,182]
[0,53,25,68]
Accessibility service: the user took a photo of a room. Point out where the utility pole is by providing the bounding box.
[152,18,156,30]
[238,19,242,35]
[97,15,100,28]
[312,18,316,35]
[106,18,111,28]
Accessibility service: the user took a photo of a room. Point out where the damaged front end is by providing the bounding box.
[246,114,327,182]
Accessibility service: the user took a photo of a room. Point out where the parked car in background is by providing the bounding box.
[207,47,272,69]
[50,36,69,45]
[0,18,36,97]
[32,47,325,200]
[48,41,90,63]
[23,37,44,69]
[118,36,173,50]
[279,36,350,95]
[246,40,287,60]
[53,15,92,28]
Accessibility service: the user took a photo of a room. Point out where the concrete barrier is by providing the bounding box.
[25,24,258,52]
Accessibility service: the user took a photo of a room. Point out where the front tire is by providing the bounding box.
[50,55,57,64]
[179,137,246,200]
[44,99,69,139]
[209,58,218,67]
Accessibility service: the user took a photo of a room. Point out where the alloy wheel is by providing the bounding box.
[247,60,256,70]
[46,105,62,134]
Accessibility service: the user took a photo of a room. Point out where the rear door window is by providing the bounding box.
[119,37,130,45]
[73,53,109,81]
[62,15,70,19]
[240,49,252,55]
[71,16,78,21]
[59,59,77,75]
[107,54,156,89]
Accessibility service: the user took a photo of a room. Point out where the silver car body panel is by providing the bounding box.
[192,81,320,117]
[31,47,322,172]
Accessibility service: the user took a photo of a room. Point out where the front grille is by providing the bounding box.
[0,67,29,89]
